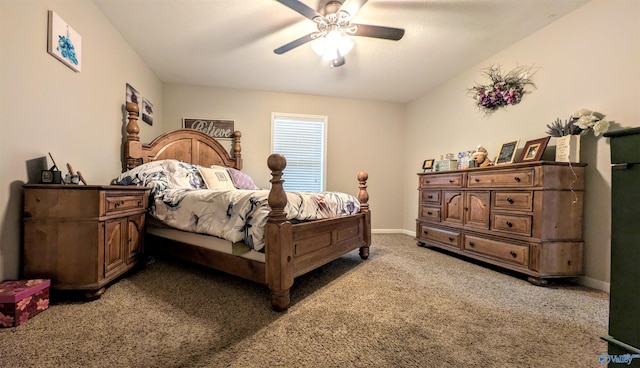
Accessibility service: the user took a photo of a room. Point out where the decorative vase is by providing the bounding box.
[555,135,581,163]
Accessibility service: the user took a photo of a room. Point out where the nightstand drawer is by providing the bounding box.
[105,193,146,214]
[492,191,533,211]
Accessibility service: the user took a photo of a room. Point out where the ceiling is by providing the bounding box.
[93,0,589,103]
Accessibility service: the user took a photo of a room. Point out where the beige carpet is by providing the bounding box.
[1,234,608,367]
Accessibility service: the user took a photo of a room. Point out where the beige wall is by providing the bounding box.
[404,0,640,291]
[163,84,406,231]
[0,0,164,280]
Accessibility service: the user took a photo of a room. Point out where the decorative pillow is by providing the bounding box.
[226,167,260,190]
[197,166,236,190]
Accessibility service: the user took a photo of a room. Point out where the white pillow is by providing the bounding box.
[197,165,236,190]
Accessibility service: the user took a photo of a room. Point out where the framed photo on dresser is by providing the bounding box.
[495,139,520,165]
[518,137,550,162]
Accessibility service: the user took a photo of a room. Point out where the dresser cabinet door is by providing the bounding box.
[104,218,126,278]
[464,191,490,229]
[443,191,463,225]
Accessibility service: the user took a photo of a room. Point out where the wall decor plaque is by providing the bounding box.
[183,118,234,138]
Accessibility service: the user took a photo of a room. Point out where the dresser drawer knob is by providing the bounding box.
[114,201,121,208]
[510,251,517,258]
[474,178,480,182]
[507,197,514,204]
[449,179,454,183]
[448,237,454,241]
[469,241,475,247]
[427,211,433,215]
[506,221,513,227]
[427,195,433,199]
[514,177,521,182]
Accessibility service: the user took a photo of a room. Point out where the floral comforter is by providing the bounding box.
[115,160,361,252]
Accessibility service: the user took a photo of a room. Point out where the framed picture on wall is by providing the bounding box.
[518,137,550,162]
[47,11,82,72]
[495,139,520,165]
[142,98,153,126]
[126,83,140,106]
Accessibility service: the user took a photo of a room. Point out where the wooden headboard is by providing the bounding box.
[122,102,242,171]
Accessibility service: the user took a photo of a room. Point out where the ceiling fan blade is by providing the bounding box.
[339,0,368,18]
[275,0,322,21]
[350,24,405,41]
[274,33,317,54]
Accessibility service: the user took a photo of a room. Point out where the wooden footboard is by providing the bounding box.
[265,154,371,311]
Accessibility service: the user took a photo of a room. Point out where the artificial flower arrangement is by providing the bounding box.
[545,109,610,137]
[468,64,536,115]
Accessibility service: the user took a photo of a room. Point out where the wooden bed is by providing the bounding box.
[121,102,371,311]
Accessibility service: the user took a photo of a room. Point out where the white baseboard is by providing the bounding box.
[373,229,610,293]
[371,229,413,235]
[578,276,610,293]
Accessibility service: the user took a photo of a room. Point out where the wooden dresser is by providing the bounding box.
[22,184,150,298]
[416,161,585,285]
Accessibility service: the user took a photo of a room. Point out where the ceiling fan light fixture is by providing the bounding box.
[312,30,354,61]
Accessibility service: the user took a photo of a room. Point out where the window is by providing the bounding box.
[271,113,327,192]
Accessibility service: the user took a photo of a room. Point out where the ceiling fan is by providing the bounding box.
[274,0,405,67]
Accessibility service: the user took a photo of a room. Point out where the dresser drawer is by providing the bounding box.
[463,235,529,267]
[492,213,532,236]
[492,191,533,211]
[419,205,441,222]
[105,193,146,214]
[420,174,464,188]
[418,224,460,248]
[420,190,441,204]
[467,169,535,187]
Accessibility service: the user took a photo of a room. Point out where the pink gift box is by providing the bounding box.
[0,279,50,327]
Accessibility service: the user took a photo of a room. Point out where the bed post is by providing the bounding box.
[265,154,294,312]
[232,131,243,170]
[124,102,143,170]
[357,171,371,260]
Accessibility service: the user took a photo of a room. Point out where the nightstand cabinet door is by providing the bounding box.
[104,218,126,278]
[127,213,145,263]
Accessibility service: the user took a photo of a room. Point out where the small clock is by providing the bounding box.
[40,170,62,184]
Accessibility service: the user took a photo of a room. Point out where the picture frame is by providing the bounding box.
[141,98,153,126]
[47,10,82,72]
[126,83,140,106]
[183,118,234,138]
[518,137,551,162]
[495,139,520,165]
[422,159,435,172]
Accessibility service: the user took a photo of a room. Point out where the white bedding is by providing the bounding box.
[115,160,361,253]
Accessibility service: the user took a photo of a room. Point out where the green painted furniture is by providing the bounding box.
[602,127,640,366]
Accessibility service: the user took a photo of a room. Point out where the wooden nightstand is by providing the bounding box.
[22,184,150,299]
